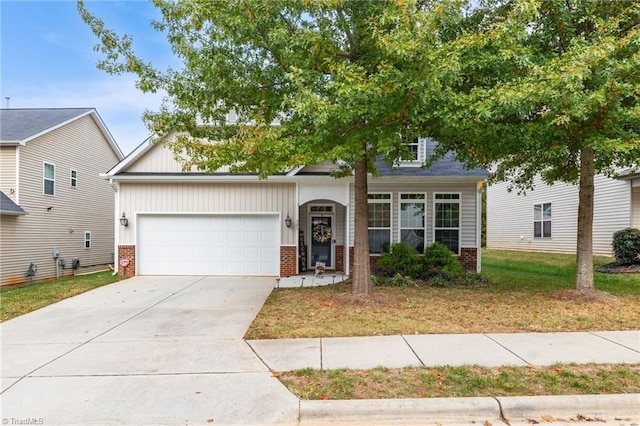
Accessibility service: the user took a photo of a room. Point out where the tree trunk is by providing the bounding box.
[352,147,372,295]
[575,147,595,292]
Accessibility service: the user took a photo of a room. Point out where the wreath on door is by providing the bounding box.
[312,223,332,244]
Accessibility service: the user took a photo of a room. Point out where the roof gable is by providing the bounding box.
[0,108,123,159]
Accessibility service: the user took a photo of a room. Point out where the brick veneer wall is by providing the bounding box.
[117,245,136,277]
[335,245,344,272]
[280,246,297,277]
[459,247,478,272]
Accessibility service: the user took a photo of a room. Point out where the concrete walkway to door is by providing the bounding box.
[0,276,300,425]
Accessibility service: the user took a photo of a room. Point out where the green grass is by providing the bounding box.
[1,271,124,321]
[279,363,640,400]
[482,250,639,295]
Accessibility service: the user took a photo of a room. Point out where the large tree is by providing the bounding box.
[433,0,640,293]
[78,0,475,294]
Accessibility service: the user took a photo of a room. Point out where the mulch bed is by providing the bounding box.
[596,262,640,274]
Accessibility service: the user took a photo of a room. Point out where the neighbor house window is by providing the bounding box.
[534,203,552,238]
[368,193,392,254]
[70,169,77,187]
[400,193,426,253]
[43,162,55,195]
[434,193,460,254]
[84,231,92,249]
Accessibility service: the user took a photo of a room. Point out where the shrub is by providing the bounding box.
[612,228,640,265]
[422,242,462,277]
[377,243,422,278]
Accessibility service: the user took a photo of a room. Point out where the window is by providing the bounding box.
[84,231,91,249]
[534,203,552,238]
[434,193,460,254]
[70,169,77,187]
[368,193,392,254]
[400,132,423,164]
[43,162,55,195]
[400,193,426,254]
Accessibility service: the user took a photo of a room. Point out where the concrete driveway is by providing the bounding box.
[1,276,299,425]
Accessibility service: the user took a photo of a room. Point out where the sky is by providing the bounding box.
[1,0,174,155]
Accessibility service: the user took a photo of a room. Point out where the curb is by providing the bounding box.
[497,393,640,420]
[298,394,640,424]
[300,397,502,423]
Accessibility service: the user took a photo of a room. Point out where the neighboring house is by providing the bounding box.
[105,134,488,278]
[486,170,640,256]
[0,108,124,286]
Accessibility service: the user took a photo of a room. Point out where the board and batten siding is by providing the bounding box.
[348,181,480,250]
[118,182,297,246]
[487,174,631,255]
[0,146,18,202]
[0,115,120,286]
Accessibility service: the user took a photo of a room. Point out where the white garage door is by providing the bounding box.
[137,214,279,275]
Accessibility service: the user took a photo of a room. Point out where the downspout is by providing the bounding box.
[110,179,119,276]
[476,180,483,273]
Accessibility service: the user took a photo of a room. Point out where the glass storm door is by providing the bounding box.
[309,215,333,269]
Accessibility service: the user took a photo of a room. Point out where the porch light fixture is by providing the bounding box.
[284,214,292,228]
[120,213,129,227]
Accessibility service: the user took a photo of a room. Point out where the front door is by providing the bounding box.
[309,215,333,269]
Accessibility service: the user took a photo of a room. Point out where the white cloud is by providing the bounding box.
[4,76,165,155]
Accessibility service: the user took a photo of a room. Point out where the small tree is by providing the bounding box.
[433,0,640,294]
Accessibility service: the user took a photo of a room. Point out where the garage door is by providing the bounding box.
[137,214,279,275]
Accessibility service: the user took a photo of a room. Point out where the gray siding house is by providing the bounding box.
[105,134,488,278]
[0,108,123,286]
[487,171,640,256]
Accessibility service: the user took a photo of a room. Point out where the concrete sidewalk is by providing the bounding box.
[247,330,640,371]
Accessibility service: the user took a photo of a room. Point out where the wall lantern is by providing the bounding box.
[120,213,129,227]
[284,214,292,228]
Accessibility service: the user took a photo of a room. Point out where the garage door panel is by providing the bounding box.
[138,214,279,275]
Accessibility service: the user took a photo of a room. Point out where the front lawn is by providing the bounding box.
[0,271,124,322]
[244,249,640,339]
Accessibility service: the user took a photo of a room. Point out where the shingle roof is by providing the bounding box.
[0,108,94,143]
[0,191,27,215]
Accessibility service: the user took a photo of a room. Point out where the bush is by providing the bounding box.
[612,228,640,265]
[422,243,462,277]
[377,243,422,278]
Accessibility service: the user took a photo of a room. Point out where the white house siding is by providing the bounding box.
[0,115,120,286]
[487,174,631,255]
[0,146,17,202]
[299,161,339,174]
[348,180,480,251]
[118,182,297,246]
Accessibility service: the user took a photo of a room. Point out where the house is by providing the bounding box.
[104,133,487,278]
[0,108,124,286]
[486,170,640,256]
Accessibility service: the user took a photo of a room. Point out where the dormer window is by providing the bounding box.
[400,133,424,165]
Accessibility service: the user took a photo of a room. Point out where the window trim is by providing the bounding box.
[432,192,461,255]
[367,192,392,255]
[533,202,552,238]
[70,169,78,188]
[398,193,426,253]
[84,231,92,249]
[43,162,55,196]
[399,133,424,166]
